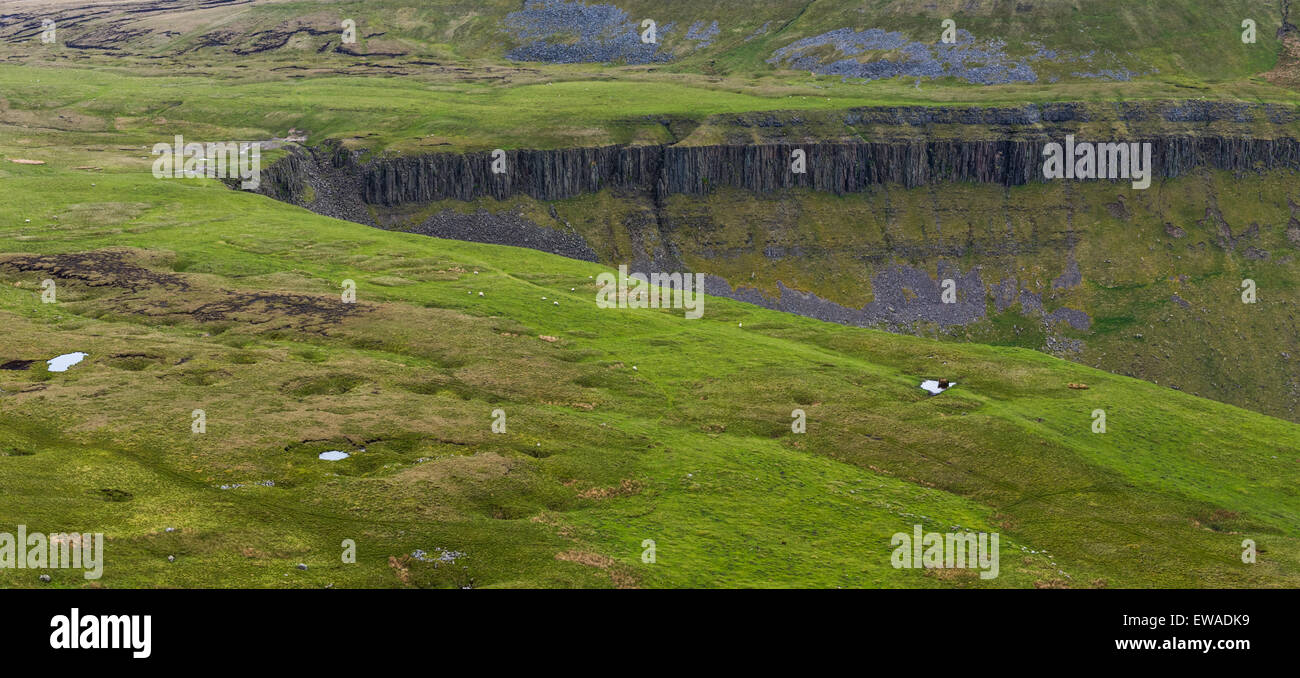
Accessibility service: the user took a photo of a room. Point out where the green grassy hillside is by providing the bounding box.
[1,156,1298,588]
[2,0,1286,80]
[1,0,1297,151]
[2,0,1299,589]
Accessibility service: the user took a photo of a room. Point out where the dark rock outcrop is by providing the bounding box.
[262,126,1300,210]
[403,208,598,262]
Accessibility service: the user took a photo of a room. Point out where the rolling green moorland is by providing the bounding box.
[1,0,1299,588]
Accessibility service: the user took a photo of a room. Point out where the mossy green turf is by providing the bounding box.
[1,153,1299,588]
[6,0,1287,80]
[1,0,1299,588]
[3,63,1293,157]
[2,0,1298,153]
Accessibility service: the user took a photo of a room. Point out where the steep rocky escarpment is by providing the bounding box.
[289,136,1300,206]
[262,102,1300,208]
[257,101,1300,422]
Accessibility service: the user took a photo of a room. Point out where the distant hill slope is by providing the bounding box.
[0,0,1289,87]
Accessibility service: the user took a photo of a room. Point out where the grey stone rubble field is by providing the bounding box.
[685,20,720,49]
[1071,67,1152,82]
[766,27,1156,85]
[411,548,465,565]
[401,207,599,262]
[499,1,1148,82]
[503,0,677,64]
[768,28,1041,85]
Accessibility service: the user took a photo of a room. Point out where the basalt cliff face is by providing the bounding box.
[265,102,1300,207]
[258,101,1300,422]
[350,137,1300,204]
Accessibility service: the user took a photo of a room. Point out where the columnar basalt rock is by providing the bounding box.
[354,135,1300,205]
[264,133,1300,210]
[361,145,665,204]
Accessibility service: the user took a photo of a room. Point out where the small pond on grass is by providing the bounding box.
[47,352,88,372]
